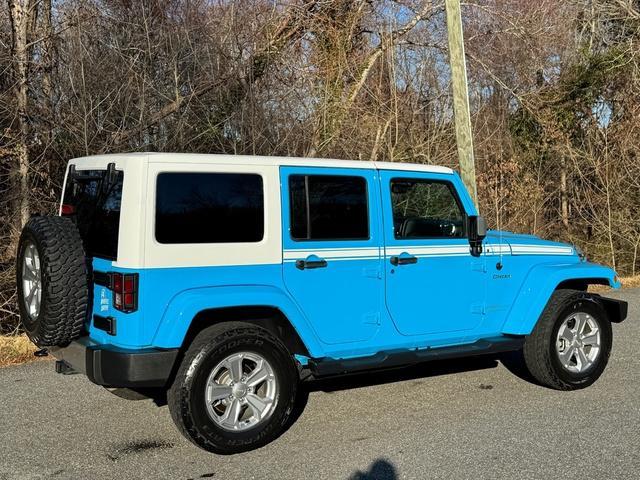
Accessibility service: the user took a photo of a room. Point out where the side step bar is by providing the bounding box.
[308,336,525,377]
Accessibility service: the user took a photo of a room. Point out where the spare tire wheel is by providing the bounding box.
[16,216,89,347]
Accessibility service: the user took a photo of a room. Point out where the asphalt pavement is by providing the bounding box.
[1,289,639,480]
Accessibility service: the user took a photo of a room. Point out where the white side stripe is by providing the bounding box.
[385,245,469,256]
[284,243,575,260]
[283,256,379,263]
[283,248,379,260]
[484,244,511,255]
[511,244,574,255]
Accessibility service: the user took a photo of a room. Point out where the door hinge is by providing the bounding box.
[363,313,381,325]
[471,262,486,273]
[363,267,382,279]
[470,303,485,315]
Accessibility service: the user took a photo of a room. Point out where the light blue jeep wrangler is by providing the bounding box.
[16,153,627,454]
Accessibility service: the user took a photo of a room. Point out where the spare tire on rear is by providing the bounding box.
[16,216,89,347]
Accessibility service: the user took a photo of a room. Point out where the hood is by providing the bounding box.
[486,230,577,257]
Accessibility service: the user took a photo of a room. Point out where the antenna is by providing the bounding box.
[497,187,504,270]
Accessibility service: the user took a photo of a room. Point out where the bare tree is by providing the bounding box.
[1,0,639,332]
[7,0,31,230]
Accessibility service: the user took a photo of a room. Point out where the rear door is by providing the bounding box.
[61,167,125,338]
[380,171,486,337]
[61,168,124,263]
[281,167,383,345]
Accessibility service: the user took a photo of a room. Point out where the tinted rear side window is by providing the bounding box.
[155,173,264,244]
[289,174,369,240]
[62,169,123,260]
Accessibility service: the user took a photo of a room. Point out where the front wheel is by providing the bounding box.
[523,289,613,390]
[168,322,299,454]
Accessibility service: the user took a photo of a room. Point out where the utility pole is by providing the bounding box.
[445,0,478,206]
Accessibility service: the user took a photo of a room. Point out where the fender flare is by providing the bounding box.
[593,295,628,323]
[501,262,619,335]
[151,284,325,357]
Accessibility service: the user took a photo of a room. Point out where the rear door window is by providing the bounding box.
[289,174,369,241]
[62,169,124,260]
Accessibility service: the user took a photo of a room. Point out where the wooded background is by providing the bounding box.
[1,0,639,333]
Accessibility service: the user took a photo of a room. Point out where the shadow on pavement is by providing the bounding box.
[498,350,542,387]
[118,351,537,449]
[349,458,398,480]
[281,354,505,438]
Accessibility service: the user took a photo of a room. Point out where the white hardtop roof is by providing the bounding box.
[70,152,454,175]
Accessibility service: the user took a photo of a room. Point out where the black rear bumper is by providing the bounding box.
[50,337,179,388]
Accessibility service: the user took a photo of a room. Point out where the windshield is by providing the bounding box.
[62,168,124,260]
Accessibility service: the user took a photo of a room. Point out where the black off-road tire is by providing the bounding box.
[168,322,299,454]
[16,216,89,347]
[523,289,612,390]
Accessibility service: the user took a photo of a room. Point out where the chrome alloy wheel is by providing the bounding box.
[22,242,42,319]
[205,352,278,431]
[555,312,601,373]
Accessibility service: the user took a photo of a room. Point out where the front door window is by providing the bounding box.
[391,179,466,240]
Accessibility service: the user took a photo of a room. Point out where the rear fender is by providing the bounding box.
[151,285,324,357]
[501,262,619,335]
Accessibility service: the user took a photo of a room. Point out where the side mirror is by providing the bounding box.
[468,215,487,257]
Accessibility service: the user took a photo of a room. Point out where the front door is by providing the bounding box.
[381,171,485,337]
[281,166,383,345]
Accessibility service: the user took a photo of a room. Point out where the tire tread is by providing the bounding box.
[168,322,298,454]
[17,216,88,347]
[523,288,611,390]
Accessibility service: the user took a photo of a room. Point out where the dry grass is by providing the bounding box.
[590,275,640,293]
[621,275,640,288]
[0,334,39,367]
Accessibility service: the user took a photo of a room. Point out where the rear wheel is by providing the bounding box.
[168,322,298,454]
[523,289,612,390]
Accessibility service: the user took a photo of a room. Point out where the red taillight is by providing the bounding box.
[61,204,75,215]
[124,276,135,292]
[110,272,138,312]
[112,273,123,291]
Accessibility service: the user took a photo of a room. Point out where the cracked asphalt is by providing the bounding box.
[1,289,638,480]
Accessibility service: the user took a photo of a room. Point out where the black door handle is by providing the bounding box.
[390,255,418,266]
[296,258,328,270]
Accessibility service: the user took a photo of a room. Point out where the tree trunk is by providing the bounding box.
[8,0,30,228]
[632,235,639,277]
[560,157,569,229]
[41,0,53,140]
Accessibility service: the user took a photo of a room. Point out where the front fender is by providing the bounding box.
[501,262,619,335]
[151,285,325,357]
